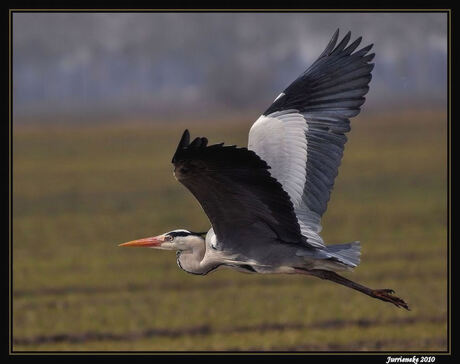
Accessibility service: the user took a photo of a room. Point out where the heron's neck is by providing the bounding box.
[176,238,217,275]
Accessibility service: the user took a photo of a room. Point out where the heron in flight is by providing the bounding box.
[120,30,409,310]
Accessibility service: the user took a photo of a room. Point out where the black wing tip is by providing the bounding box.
[179,129,190,148]
[189,136,209,149]
[332,28,340,40]
[342,30,352,42]
[326,30,374,59]
[172,129,191,163]
[362,43,374,52]
[324,29,352,57]
[182,129,190,144]
[171,130,271,171]
[172,130,213,164]
[318,29,339,58]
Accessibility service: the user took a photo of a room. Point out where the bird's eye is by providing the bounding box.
[180,167,188,174]
[164,235,173,241]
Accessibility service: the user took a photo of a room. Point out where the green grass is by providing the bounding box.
[12,109,448,351]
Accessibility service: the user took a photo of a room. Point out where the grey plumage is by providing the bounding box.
[121,30,409,310]
[262,29,374,218]
[172,130,304,248]
[172,30,376,269]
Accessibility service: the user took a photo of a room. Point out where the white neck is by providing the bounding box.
[176,237,218,275]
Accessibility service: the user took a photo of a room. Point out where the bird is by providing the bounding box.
[119,30,409,310]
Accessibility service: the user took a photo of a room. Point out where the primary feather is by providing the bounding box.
[248,29,374,248]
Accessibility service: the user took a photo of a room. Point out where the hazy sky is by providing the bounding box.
[13,12,448,122]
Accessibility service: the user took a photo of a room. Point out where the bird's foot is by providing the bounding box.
[371,289,410,310]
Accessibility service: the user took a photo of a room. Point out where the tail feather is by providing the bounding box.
[325,241,361,268]
[297,241,362,271]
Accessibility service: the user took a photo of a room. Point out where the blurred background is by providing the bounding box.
[13,12,448,351]
[13,12,447,123]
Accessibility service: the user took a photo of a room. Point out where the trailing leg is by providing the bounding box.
[296,268,409,310]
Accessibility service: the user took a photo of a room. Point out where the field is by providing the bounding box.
[12,109,448,352]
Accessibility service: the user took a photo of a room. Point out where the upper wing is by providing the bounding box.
[248,30,374,247]
[172,130,304,251]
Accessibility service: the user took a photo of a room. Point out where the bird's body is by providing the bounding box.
[120,30,409,310]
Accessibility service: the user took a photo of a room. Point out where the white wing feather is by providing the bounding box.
[248,111,325,248]
[247,30,374,249]
[248,110,308,209]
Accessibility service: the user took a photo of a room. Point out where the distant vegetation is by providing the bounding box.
[13,13,447,121]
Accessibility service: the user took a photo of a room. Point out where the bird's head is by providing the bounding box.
[119,229,206,251]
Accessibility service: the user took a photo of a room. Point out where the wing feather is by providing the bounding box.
[172,130,307,251]
[248,30,373,247]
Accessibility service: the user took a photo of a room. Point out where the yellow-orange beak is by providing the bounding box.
[118,235,165,248]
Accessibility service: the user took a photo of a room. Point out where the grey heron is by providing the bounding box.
[120,30,409,310]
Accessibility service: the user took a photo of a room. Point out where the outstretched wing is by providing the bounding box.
[248,30,374,247]
[172,130,305,251]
